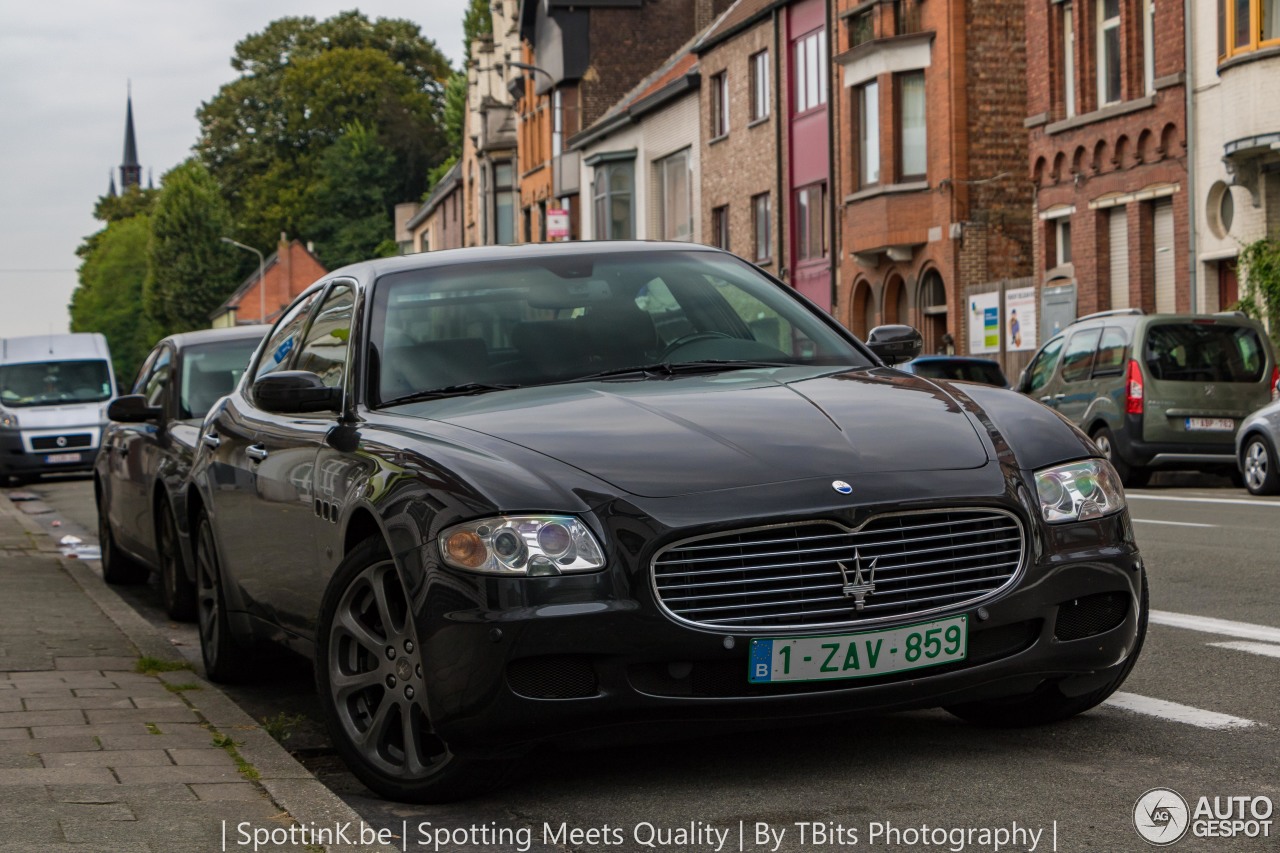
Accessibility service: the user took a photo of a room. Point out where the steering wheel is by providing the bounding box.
[660,331,735,359]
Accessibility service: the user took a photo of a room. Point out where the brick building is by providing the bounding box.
[210,236,327,328]
[406,162,465,253]
[834,0,1031,357]
[514,0,729,243]
[1025,0,1187,333]
[1189,0,1280,312]
[463,0,521,248]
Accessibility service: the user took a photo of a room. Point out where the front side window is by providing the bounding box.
[294,284,355,390]
[0,360,113,408]
[143,349,172,409]
[795,183,827,261]
[752,193,772,263]
[711,72,729,137]
[1097,0,1122,105]
[657,149,692,242]
[1026,336,1065,394]
[750,51,770,121]
[592,161,635,241]
[793,29,828,113]
[897,71,927,179]
[254,291,319,383]
[180,337,262,419]
[857,81,880,187]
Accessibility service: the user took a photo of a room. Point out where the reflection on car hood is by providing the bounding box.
[394,367,990,498]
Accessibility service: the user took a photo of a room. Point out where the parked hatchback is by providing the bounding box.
[1019,309,1277,487]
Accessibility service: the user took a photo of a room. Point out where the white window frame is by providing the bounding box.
[750,50,770,121]
[711,72,729,138]
[1063,4,1077,117]
[1097,0,1122,106]
[657,149,692,242]
[858,80,880,187]
[794,29,827,114]
[1142,0,1154,95]
[897,71,927,179]
[752,192,771,262]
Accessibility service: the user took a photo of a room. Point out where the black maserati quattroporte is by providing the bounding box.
[186,242,1146,802]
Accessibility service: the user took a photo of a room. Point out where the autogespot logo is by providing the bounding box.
[1135,788,1190,846]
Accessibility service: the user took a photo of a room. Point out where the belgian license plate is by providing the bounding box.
[1185,417,1234,432]
[749,615,967,684]
[44,452,81,464]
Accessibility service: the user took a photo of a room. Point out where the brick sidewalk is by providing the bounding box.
[0,492,393,853]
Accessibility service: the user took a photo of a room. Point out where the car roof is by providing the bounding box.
[0,333,109,364]
[161,325,270,350]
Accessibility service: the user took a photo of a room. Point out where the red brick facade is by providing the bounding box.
[1025,0,1188,320]
[211,237,327,327]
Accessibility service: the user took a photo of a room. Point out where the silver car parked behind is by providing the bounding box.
[1237,398,1280,494]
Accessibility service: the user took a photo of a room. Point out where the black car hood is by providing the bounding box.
[393,367,990,498]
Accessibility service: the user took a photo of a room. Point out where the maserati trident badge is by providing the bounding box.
[832,480,853,494]
[838,549,877,610]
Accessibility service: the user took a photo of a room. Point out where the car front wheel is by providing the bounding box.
[315,537,511,803]
[945,572,1148,727]
[157,500,196,621]
[1242,434,1280,495]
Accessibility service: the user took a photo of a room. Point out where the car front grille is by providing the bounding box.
[651,509,1024,631]
[31,434,92,451]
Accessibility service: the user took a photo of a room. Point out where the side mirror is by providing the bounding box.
[107,394,162,423]
[253,371,342,414]
[866,325,923,365]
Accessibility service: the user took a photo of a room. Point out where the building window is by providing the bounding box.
[1142,0,1154,94]
[1097,0,1121,106]
[749,51,770,121]
[1062,3,1076,117]
[1055,218,1073,267]
[1219,0,1280,59]
[752,193,771,262]
[793,29,827,114]
[856,81,880,187]
[893,0,922,35]
[552,90,563,158]
[494,162,515,245]
[848,9,873,47]
[657,149,692,242]
[896,71,926,180]
[592,161,634,240]
[711,72,729,138]
[712,205,730,250]
[795,183,827,261]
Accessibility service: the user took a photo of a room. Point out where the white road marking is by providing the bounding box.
[1150,610,1280,644]
[1125,493,1280,508]
[1131,518,1218,528]
[1104,692,1259,730]
[1209,641,1280,660]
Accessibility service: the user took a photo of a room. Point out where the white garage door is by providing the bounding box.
[1153,199,1175,313]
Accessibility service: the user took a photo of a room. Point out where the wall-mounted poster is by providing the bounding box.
[1005,286,1038,352]
[968,292,1000,354]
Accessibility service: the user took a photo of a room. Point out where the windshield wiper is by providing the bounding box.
[570,360,793,383]
[380,383,520,407]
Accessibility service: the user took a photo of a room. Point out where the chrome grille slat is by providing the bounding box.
[651,509,1025,630]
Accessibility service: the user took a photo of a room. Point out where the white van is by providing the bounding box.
[0,333,117,483]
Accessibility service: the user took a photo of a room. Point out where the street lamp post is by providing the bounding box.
[220,237,266,324]
[506,60,555,87]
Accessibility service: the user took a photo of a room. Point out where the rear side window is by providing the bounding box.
[1143,323,1266,383]
[1060,329,1102,383]
[1093,327,1129,376]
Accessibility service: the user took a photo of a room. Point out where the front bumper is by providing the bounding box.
[0,430,100,475]
[410,500,1143,758]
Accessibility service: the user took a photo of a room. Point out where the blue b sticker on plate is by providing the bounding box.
[749,639,773,683]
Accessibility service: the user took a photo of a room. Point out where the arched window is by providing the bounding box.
[918,270,948,354]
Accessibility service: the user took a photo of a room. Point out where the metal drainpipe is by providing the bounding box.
[775,7,785,275]
[826,0,837,312]
[1184,0,1198,312]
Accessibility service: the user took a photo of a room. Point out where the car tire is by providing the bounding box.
[98,492,148,585]
[1091,425,1147,488]
[315,536,513,803]
[1242,433,1280,495]
[194,509,251,683]
[945,572,1148,728]
[157,499,196,621]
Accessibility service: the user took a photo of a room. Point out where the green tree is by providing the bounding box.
[144,159,240,333]
[94,187,159,224]
[70,215,156,384]
[442,71,468,156]
[196,12,452,254]
[462,0,492,63]
[298,122,399,269]
[1239,237,1280,338]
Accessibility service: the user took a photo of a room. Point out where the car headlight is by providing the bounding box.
[438,515,606,576]
[1034,459,1126,524]
[0,411,16,429]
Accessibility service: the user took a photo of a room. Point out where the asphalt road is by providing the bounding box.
[11,472,1280,853]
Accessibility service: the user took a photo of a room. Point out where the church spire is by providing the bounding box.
[108,171,117,198]
[120,82,141,191]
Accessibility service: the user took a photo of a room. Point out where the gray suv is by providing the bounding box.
[1018,309,1277,487]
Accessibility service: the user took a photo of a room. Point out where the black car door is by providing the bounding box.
[115,344,173,559]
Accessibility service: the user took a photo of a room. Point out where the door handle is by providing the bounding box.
[246,444,268,462]
[202,434,221,449]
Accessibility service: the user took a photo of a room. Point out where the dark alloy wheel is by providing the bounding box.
[1091,425,1148,488]
[945,572,1148,727]
[157,500,196,621]
[315,537,511,803]
[98,491,147,585]
[1242,434,1280,495]
[194,509,250,682]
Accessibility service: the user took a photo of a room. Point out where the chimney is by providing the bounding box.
[279,232,293,302]
[696,0,715,31]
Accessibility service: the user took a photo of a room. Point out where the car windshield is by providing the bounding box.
[180,338,261,419]
[369,249,871,405]
[1143,323,1266,383]
[910,360,1007,387]
[0,359,112,407]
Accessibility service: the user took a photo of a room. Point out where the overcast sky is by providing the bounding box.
[0,2,468,341]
